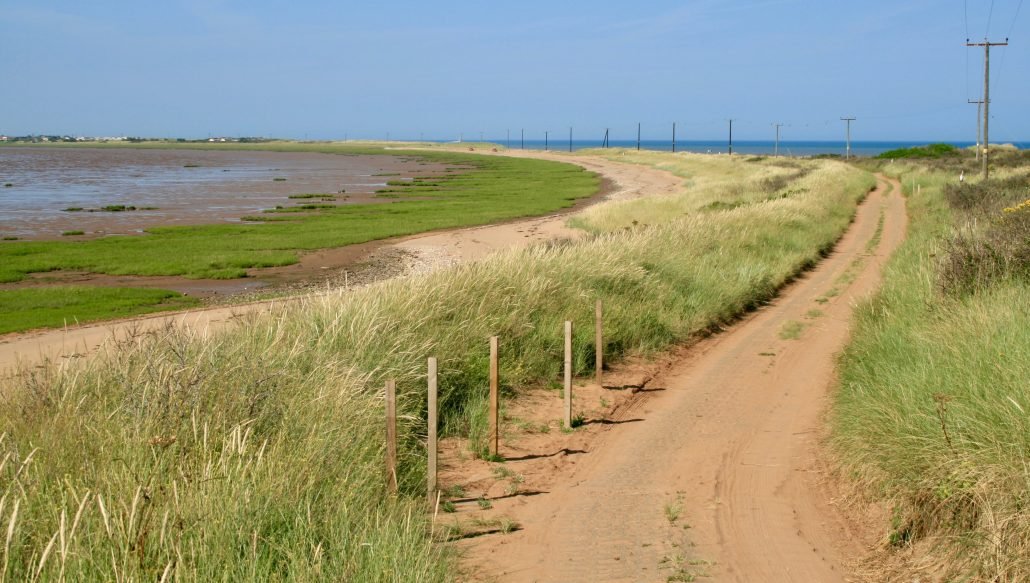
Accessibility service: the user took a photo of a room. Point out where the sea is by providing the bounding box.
[481,139,1027,157]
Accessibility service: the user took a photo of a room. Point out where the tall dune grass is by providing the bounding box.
[0,156,871,580]
[572,150,815,232]
[834,161,1030,580]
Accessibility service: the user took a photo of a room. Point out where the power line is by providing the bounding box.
[1008,0,1025,38]
[964,0,970,38]
[995,0,1024,94]
[987,0,997,35]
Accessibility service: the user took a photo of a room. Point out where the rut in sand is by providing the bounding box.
[458,176,907,582]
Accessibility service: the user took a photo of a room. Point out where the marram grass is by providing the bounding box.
[0,155,871,580]
[834,161,1030,580]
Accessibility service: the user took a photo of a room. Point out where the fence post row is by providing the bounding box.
[385,379,398,494]
[427,357,438,505]
[394,302,608,497]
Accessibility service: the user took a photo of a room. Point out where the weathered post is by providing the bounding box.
[595,300,603,384]
[489,336,499,457]
[427,357,438,505]
[564,321,573,429]
[385,379,398,494]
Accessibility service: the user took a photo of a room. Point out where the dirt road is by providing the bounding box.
[459,176,907,582]
[0,152,681,377]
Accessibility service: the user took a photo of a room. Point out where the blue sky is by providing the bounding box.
[1,1,1026,141]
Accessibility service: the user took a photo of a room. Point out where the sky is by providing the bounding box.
[1,0,1026,142]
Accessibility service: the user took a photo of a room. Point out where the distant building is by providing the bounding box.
[0,136,7,141]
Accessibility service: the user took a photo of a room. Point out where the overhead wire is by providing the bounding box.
[964,0,971,101]
[992,0,1022,99]
[1008,0,1025,37]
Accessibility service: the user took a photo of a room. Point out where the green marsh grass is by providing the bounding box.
[0,152,871,580]
[0,287,198,335]
[834,160,1030,579]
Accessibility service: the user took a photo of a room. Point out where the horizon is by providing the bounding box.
[2,0,1026,142]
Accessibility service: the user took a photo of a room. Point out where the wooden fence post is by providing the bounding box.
[385,379,398,494]
[489,336,499,457]
[427,357,438,505]
[595,300,603,384]
[564,320,573,429]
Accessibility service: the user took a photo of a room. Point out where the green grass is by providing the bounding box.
[0,145,599,283]
[0,152,871,580]
[876,143,959,159]
[0,286,199,334]
[778,320,805,340]
[833,159,1030,579]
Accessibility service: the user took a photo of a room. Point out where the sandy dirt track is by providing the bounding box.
[459,176,907,582]
[0,151,681,377]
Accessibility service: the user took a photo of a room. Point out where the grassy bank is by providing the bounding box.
[834,153,1030,579]
[0,287,199,335]
[0,153,872,580]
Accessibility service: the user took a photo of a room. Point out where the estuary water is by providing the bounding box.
[0,147,442,240]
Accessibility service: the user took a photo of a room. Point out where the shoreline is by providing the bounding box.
[0,150,681,372]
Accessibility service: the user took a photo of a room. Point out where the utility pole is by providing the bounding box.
[506,129,510,149]
[672,122,677,153]
[637,122,641,151]
[569,126,572,152]
[728,119,734,155]
[773,123,784,157]
[545,131,549,151]
[602,128,609,148]
[840,117,856,160]
[968,99,985,161]
[521,128,524,150]
[967,38,1008,179]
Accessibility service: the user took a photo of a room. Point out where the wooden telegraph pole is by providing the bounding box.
[773,123,784,157]
[967,38,1008,179]
[728,119,734,155]
[840,117,856,160]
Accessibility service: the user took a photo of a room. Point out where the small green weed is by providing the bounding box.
[779,320,805,340]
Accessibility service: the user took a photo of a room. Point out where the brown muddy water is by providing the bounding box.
[0,147,448,240]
